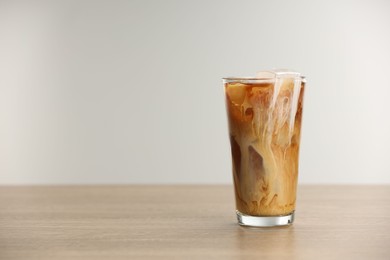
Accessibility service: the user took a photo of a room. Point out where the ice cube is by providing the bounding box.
[256,69,301,80]
[226,83,247,106]
[248,146,265,179]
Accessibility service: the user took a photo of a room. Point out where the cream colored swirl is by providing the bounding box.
[225,73,304,216]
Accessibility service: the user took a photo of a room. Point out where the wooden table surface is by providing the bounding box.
[1,185,389,259]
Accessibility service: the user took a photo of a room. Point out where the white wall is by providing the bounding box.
[1,0,390,184]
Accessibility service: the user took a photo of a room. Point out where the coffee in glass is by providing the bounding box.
[223,70,305,227]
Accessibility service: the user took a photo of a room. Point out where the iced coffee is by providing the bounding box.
[224,70,305,226]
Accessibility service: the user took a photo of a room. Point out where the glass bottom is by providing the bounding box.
[236,210,294,227]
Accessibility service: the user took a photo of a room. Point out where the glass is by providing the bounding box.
[223,70,306,227]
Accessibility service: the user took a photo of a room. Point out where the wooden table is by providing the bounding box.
[1,185,389,259]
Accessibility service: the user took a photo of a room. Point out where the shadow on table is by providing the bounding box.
[231,223,296,256]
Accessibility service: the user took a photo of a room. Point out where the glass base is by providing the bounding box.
[236,210,294,227]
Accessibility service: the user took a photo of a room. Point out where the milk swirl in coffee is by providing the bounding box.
[224,71,305,216]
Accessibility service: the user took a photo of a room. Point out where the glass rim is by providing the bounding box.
[222,76,306,84]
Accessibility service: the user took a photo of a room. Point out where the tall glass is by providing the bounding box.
[223,71,305,227]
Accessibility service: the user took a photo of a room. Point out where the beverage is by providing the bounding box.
[223,70,305,226]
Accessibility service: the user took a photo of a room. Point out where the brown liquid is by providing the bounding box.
[225,79,305,216]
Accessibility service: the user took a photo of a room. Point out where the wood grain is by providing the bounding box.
[1,185,389,259]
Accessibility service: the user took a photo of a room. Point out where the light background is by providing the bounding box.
[1,0,390,184]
